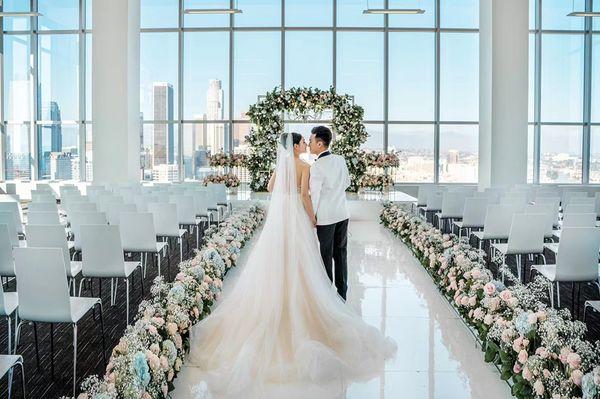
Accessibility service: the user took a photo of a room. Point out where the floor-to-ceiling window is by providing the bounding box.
[530,0,599,184]
[0,0,479,183]
[1,0,90,181]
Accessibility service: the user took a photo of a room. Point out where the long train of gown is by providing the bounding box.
[188,194,397,398]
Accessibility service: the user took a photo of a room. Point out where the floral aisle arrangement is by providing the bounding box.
[380,203,600,399]
[202,173,240,188]
[208,153,247,168]
[358,174,394,191]
[362,151,400,168]
[246,86,368,192]
[77,205,266,399]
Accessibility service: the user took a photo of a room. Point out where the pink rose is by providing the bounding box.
[142,393,152,399]
[522,366,533,381]
[148,325,158,335]
[77,394,89,399]
[513,362,522,374]
[484,283,496,296]
[559,347,572,364]
[468,296,477,307]
[483,314,494,325]
[163,384,168,396]
[167,322,178,336]
[518,350,528,364]
[499,290,512,302]
[527,313,538,325]
[533,380,544,396]
[151,317,165,327]
[567,352,581,369]
[174,333,183,349]
[543,369,551,379]
[161,356,169,369]
[535,347,549,359]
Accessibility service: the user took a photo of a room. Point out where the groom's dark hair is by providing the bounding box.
[311,126,332,148]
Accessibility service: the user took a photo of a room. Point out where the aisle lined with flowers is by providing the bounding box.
[381,203,600,399]
[172,200,512,399]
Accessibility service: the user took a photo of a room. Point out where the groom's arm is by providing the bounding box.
[341,158,351,190]
[310,164,324,216]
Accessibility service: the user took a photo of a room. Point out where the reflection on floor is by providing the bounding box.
[172,200,512,399]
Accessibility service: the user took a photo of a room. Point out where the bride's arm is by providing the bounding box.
[301,166,317,226]
[267,171,276,193]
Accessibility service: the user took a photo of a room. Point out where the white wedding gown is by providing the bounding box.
[188,136,396,399]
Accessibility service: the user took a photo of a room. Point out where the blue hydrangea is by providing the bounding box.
[203,248,226,273]
[94,394,112,399]
[190,265,205,281]
[492,280,506,292]
[515,312,534,336]
[133,351,150,387]
[582,372,598,399]
[162,339,177,366]
[168,284,186,303]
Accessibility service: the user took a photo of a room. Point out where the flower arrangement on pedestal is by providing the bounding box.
[77,205,266,399]
[209,153,248,168]
[358,174,394,191]
[246,86,368,192]
[202,173,240,188]
[362,151,400,168]
[380,203,600,399]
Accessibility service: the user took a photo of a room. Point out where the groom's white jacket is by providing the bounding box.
[310,152,351,226]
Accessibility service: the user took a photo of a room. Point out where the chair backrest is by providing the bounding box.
[507,213,546,253]
[148,203,179,236]
[0,225,15,277]
[31,191,56,203]
[562,212,597,229]
[27,211,60,226]
[65,201,97,215]
[5,183,16,195]
[81,225,126,277]
[0,213,19,247]
[482,203,524,239]
[524,203,556,237]
[563,203,595,215]
[569,197,595,206]
[555,227,600,281]
[70,211,107,251]
[500,194,527,206]
[14,247,72,323]
[0,202,23,234]
[170,195,196,225]
[28,201,59,213]
[461,197,488,228]
[119,212,158,252]
[426,191,444,211]
[192,192,212,216]
[207,183,227,203]
[96,195,124,213]
[106,203,137,226]
[440,192,467,218]
[25,224,71,271]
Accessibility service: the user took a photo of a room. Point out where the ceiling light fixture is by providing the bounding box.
[0,11,42,17]
[567,0,600,17]
[363,8,424,14]
[184,8,242,14]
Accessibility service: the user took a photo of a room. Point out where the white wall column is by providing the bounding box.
[479,0,529,188]
[92,0,140,183]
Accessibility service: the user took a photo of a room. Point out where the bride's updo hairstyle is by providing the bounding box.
[280,132,302,149]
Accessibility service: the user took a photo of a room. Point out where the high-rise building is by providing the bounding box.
[206,79,224,152]
[447,150,460,164]
[153,82,174,165]
[39,101,63,178]
[50,152,73,180]
[192,114,207,150]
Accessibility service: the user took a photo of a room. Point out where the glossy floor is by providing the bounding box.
[172,201,512,399]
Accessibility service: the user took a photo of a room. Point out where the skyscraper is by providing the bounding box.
[153,82,174,165]
[39,101,63,178]
[206,79,224,152]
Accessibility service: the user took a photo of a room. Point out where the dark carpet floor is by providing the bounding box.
[0,227,203,398]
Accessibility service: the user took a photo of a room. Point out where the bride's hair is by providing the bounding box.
[280,132,303,149]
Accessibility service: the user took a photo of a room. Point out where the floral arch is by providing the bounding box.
[245,87,368,192]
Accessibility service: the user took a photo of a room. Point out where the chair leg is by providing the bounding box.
[50,322,55,379]
[78,278,86,297]
[6,315,11,356]
[139,265,145,295]
[549,283,555,308]
[125,277,130,325]
[18,361,25,399]
[72,323,78,396]
[97,303,107,365]
[179,237,183,262]
[32,322,40,369]
[557,281,561,308]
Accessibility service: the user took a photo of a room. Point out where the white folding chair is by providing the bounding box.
[148,203,187,263]
[119,212,168,278]
[171,194,203,248]
[471,203,524,252]
[0,355,24,399]
[0,203,23,236]
[27,211,61,226]
[80,225,142,324]
[0,225,16,281]
[0,283,18,355]
[435,192,466,231]
[25,224,82,292]
[0,214,20,248]
[106,203,137,226]
[28,201,59,213]
[453,197,488,238]
[70,211,108,253]
[491,213,547,282]
[13,247,105,396]
[532,227,600,314]
[563,203,596,215]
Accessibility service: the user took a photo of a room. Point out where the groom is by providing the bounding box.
[309,126,351,300]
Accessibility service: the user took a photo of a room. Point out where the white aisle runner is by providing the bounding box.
[172,201,512,399]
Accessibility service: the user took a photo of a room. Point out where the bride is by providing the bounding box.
[188,133,396,398]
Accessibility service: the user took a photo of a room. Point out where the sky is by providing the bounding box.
[2,0,600,157]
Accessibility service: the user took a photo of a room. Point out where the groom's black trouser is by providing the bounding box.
[316,219,349,300]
